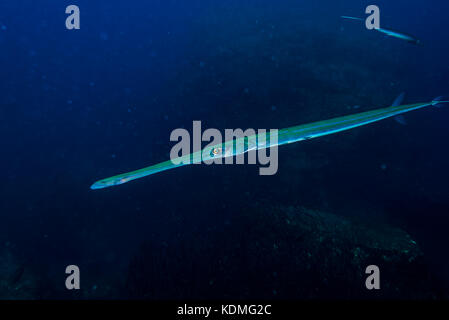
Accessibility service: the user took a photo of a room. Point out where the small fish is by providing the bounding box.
[377,28,422,45]
[90,96,448,189]
[341,16,422,45]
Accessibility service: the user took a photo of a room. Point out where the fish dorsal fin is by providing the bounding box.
[392,93,406,125]
[392,92,405,107]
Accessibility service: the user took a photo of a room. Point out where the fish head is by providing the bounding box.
[90,176,131,189]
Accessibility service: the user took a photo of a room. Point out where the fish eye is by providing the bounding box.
[210,147,222,157]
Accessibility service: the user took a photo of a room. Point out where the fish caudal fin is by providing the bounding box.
[432,96,449,107]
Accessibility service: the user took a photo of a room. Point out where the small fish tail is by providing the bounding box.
[432,96,449,107]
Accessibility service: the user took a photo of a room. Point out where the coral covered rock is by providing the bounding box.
[0,247,38,299]
[125,205,445,299]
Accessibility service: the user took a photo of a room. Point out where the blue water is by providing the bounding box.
[1,0,449,299]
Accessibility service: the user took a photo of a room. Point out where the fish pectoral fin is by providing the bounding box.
[394,115,407,126]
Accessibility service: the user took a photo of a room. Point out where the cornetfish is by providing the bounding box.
[341,16,422,45]
[90,96,448,190]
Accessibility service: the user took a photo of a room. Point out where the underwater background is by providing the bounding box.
[1,0,449,299]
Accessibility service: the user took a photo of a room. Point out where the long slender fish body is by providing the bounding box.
[377,28,421,45]
[90,97,447,189]
[340,16,421,45]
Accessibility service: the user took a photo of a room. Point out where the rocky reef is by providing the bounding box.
[0,246,38,299]
[0,205,446,299]
[125,205,446,299]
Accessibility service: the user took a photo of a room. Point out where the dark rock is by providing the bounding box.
[125,205,446,299]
